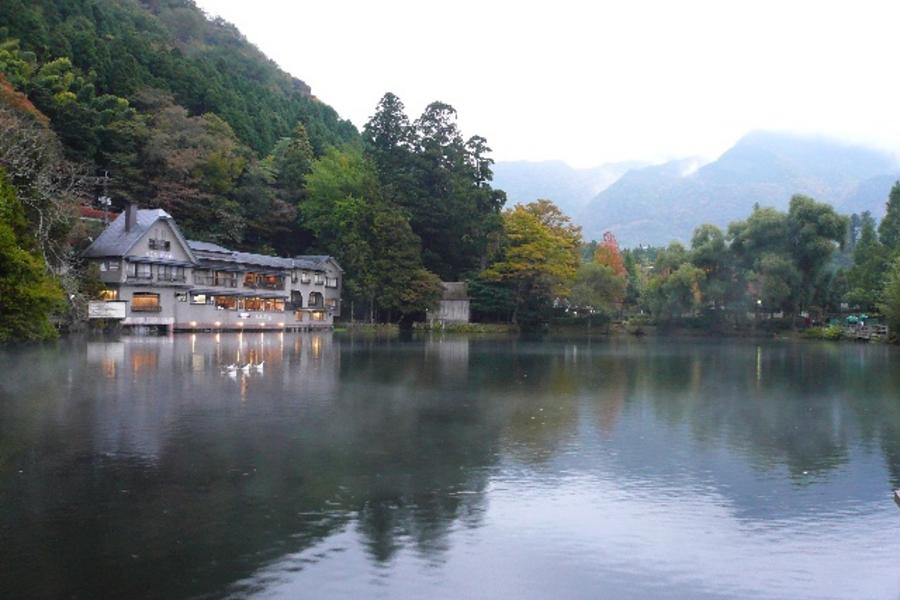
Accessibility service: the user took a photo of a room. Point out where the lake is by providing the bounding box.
[0,333,898,599]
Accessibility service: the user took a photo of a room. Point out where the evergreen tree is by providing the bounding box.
[878,182,900,255]
[846,212,886,309]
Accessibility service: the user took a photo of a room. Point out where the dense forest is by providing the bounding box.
[0,0,899,341]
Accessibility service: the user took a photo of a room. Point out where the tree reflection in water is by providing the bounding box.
[0,334,896,599]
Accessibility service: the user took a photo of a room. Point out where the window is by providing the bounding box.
[127,263,152,279]
[148,239,171,251]
[215,271,237,287]
[326,298,338,310]
[131,293,161,312]
[244,272,258,287]
[108,261,119,271]
[191,293,209,305]
[308,292,324,308]
[300,271,311,284]
[99,261,108,272]
[98,289,118,301]
[325,276,338,288]
[215,296,238,311]
[157,265,185,281]
[314,272,324,285]
[242,297,285,312]
[193,270,213,285]
[291,291,303,308]
[311,311,326,321]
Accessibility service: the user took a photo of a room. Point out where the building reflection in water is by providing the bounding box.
[1,336,898,600]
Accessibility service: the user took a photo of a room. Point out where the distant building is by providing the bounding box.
[82,206,342,332]
[427,282,470,325]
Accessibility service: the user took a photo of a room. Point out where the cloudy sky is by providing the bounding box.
[195,0,900,167]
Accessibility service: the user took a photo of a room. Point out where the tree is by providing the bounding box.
[846,212,887,309]
[270,124,314,199]
[878,255,900,333]
[690,224,737,309]
[481,202,579,325]
[879,182,900,255]
[593,231,626,276]
[570,262,626,317]
[0,168,64,342]
[786,195,848,309]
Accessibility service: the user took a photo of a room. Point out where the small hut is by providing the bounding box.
[427,282,470,325]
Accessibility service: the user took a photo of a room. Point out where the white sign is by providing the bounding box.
[88,301,126,319]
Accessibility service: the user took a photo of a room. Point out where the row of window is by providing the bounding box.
[104,261,337,289]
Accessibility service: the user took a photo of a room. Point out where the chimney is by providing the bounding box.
[125,203,137,232]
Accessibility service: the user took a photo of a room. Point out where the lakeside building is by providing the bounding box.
[83,206,342,332]
[426,282,471,325]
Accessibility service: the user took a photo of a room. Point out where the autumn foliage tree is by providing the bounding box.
[594,231,626,276]
[481,201,580,325]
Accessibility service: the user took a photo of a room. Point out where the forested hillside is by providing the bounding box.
[0,0,513,336]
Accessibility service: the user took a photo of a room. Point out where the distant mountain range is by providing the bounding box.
[495,132,900,247]
[492,160,645,219]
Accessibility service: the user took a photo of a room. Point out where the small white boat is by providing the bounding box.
[239,363,252,372]
[253,361,265,372]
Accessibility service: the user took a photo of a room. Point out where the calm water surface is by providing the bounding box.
[0,333,898,599]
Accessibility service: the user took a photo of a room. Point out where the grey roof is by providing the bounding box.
[440,282,469,301]
[84,212,340,274]
[82,209,198,264]
[187,240,232,254]
[293,255,342,272]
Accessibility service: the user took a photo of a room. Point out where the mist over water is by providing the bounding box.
[0,334,897,599]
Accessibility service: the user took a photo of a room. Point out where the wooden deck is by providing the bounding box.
[844,324,889,341]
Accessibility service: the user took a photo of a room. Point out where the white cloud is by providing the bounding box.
[195,0,900,167]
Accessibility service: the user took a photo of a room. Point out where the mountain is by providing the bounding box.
[493,160,643,217]
[578,132,900,246]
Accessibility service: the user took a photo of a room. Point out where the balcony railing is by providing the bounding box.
[126,273,153,281]
[193,275,237,287]
[157,275,186,282]
[244,281,285,290]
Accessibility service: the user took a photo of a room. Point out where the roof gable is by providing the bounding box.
[83,209,197,263]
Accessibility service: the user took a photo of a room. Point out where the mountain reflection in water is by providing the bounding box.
[0,334,897,600]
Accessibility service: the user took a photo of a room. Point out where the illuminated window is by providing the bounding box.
[243,297,285,312]
[215,296,238,311]
[131,293,161,312]
[98,289,118,301]
[311,311,326,321]
[190,293,209,305]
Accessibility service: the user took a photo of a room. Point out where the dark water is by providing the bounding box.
[0,333,898,600]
